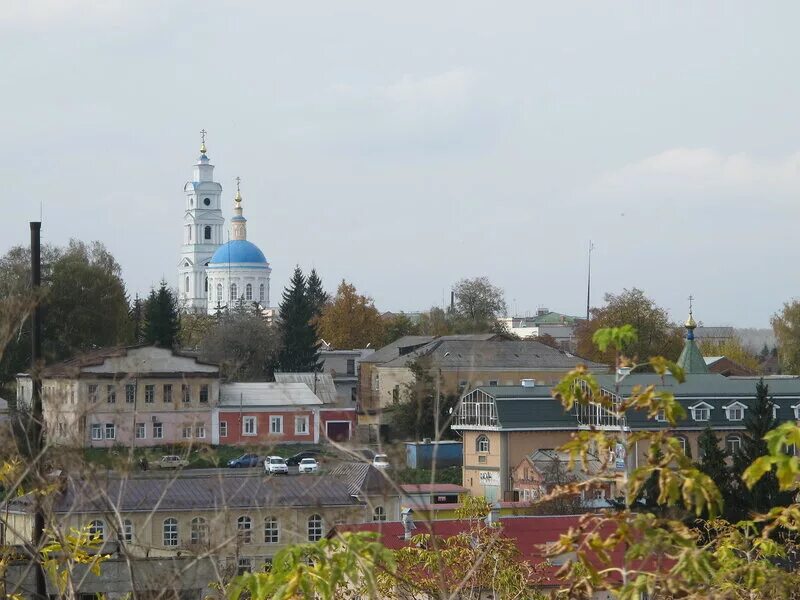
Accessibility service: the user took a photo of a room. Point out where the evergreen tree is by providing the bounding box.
[306,268,329,319]
[733,379,792,513]
[697,428,735,519]
[142,280,181,348]
[277,267,320,372]
[129,294,144,344]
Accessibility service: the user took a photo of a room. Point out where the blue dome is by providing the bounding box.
[209,240,267,265]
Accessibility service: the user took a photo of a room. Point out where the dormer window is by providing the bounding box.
[792,404,800,420]
[689,402,712,422]
[655,410,666,422]
[723,402,746,422]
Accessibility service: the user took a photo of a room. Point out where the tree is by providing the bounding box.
[317,280,386,349]
[200,307,281,381]
[417,307,454,336]
[697,428,735,519]
[732,379,792,514]
[772,300,800,374]
[576,288,683,364]
[277,266,320,372]
[142,281,180,348]
[380,312,420,346]
[129,294,145,344]
[178,312,215,350]
[306,268,329,320]
[391,358,459,441]
[452,276,507,328]
[699,336,760,373]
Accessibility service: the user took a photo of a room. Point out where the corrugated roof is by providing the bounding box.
[359,336,436,364]
[5,473,358,515]
[383,340,606,370]
[274,373,337,404]
[220,383,323,406]
[328,462,395,496]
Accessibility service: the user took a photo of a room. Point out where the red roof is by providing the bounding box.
[400,484,468,494]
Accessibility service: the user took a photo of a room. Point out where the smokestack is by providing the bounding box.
[450,291,455,313]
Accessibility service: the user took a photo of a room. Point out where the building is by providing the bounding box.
[177,135,271,314]
[497,309,583,349]
[1,470,381,595]
[705,356,757,377]
[452,313,800,500]
[510,449,611,506]
[213,382,356,444]
[318,347,375,405]
[329,462,402,522]
[16,346,219,448]
[358,335,606,425]
[404,440,463,469]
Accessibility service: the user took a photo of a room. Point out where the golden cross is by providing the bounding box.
[235,176,241,192]
[200,129,207,144]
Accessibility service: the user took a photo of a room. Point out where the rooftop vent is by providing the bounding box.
[520,379,536,387]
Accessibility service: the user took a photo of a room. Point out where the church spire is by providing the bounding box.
[676,295,709,374]
[200,128,208,155]
[231,176,248,241]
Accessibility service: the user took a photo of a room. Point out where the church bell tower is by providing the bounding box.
[178,130,225,312]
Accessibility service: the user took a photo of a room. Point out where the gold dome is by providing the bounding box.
[685,312,697,329]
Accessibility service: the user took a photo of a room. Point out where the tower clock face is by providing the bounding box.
[203,197,211,206]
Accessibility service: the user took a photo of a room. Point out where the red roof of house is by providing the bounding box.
[400,484,468,494]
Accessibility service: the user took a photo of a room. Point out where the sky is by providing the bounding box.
[1,1,799,328]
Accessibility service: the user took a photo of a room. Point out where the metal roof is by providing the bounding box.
[273,373,337,404]
[220,383,323,406]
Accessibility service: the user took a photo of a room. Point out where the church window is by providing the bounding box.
[216,284,223,302]
[203,197,211,206]
[259,284,265,303]
[230,284,238,301]
[204,277,208,293]
[204,226,211,240]
[187,226,191,241]
[246,284,253,301]
[185,276,190,293]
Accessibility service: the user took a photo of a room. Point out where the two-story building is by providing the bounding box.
[16,345,220,448]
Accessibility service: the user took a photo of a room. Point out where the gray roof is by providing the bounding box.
[273,373,338,404]
[359,336,436,364]
[220,383,323,406]
[328,462,396,497]
[5,473,359,515]
[382,340,607,370]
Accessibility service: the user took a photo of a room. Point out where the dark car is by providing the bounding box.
[286,451,319,466]
[227,453,260,468]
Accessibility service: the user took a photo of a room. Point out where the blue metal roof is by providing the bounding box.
[208,240,267,265]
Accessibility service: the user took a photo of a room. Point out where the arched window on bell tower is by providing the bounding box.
[204,226,212,240]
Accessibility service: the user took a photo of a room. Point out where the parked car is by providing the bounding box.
[227,453,260,468]
[372,454,390,469]
[156,455,189,469]
[298,458,319,474]
[286,451,319,466]
[264,456,288,475]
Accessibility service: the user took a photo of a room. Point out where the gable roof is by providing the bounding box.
[274,372,337,404]
[328,462,396,496]
[361,334,507,365]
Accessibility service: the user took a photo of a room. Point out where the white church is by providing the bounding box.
[178,134,272,315]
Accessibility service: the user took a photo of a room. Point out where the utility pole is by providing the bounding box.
[30,221,47,599]
[586,240,594,321]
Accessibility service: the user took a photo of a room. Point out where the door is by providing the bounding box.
[326,421,351,442]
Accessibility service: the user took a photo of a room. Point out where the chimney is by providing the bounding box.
[401,508,416,540]
[484,502,501,527]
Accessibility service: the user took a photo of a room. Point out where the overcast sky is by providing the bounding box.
[2,1,799,327]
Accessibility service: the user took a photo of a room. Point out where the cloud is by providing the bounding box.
[594,147,800,201]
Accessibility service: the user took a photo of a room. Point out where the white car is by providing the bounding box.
[298,458,318,474]
[372,454,390,469]
[264,456,288,475]
[156,455,189,469]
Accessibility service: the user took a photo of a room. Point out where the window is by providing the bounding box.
[270,416,283,434]
[195,425,205,439]
[104,423,116,440]
[773,403,780,420]
[295,416,309,435]
[122,519,133,543]
[190,517,208,545]
[89,520,105,541]
[373,506,386,522]
[237,558,252,576]
[163,518,178,547]
[203,197,211,206]
[726,435,742,455]
[199,384,209,403]
[793,404,800,420]
[476,435,490,453]
[478,455,487,464]
[725,403,745,421]
[91,423,102,440]
[107,385,116,404]
[655,410,666,422]
[246,284,253,301]
[88,384,99,403]
[676,436,688,456]
[144,385,155,403]
[488,380,499,387]
[307,514,322,541]
[237,516,253,543]
[163,384,173,403]
[217,283,223,303]
[182,384,191,403]
[182,426,192,439]
[346,359,356,375]
[259,284,265,303]
[125,384,136,403]
[264,517,279,543]
[219,421,228,437]
[153,422,163,439]
[243,416,257,436]
[230,283,238,301]
[351,387,357,403]
[392,385,400,405]
[689,403,711,422]
[205,277,208,293]
[185,276,190,293]
[204,225,211,240]
[459,380,468,390]
[135,423,146,439]
[187,226,192,241]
